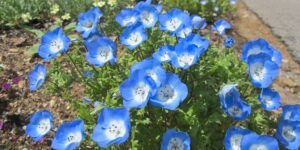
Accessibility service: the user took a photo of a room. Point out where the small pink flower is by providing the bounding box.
[0,120,3,130]
[12,76,21,84]
[38,137,45,143]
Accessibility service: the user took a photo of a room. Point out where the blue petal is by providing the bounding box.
[116,9,140,27]
[224,127,253,150]
[275,120,300,150]
[212,19,231,35]
[28,64,47,91]
[191,15,207,30]
[241,133,279,150]
[120,23,148,50]
[258,88,281,111]
[161,129,190,150]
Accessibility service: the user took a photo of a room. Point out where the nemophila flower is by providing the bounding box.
[152,45,175,62]
[241,133,279,150]
[241,38,282,65]
[76,7,103,38]
[150,73,188,110]
[176,23,193,38]
[120,70,156,108]
[130,58,166,87]
[200,0,208,5]
[120,23,148,50]
[159,8,191,34]
[224,36,235,48]
[282,105,300,121]
[134,2,159,28]
[180,33,210,55]
[212,19,231,35]
[85,36,117,67]
[247,53,279,88]
[219,84,251,121]
[275,120,300,150]
[116,9,140,27]
[214,6,220,12]
[224,127,252,150]
[161,129,190,150]
[38,27,70,61]
[25,110,53,142]
[28,64,47,91]
[191,15,207,30]
[51,120,85,150]
[171,42,200,69]
[219,84,240,109]
[258,88,281,111]
[83,31,103,44]
[230,0,237,5]
[92,107,130,148]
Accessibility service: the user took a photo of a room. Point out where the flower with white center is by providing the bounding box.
[241,133,279,150]
[38,27,70,61]
[171,43,199,69]
[150,73,188,110]
[28,64,47,91]
[200,0,208,5]
[134,2,159,28]
[224,127,252,150]
[212,19,231,35]
[92,107,130,148]
[219,84,239,109]
[25,110,53,142]
[247,53,279,88]
[153,45,175,63]
[115,9,140,27]
[120,70,156,108]
[176,25,193,38]
[275,120,300,150]
[159,8,191,34]
[76,7,103,38]
[258,88,281,111]
[161,129,190,150]
[85,36,116,67]
[130,58,166,87]
[51,120,85,150]
[241,38,282,65]
[120,23,148,50]
[181,33,210,56]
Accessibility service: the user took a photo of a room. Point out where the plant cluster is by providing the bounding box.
[23,0,300,150]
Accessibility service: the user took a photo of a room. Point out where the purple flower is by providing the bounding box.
[0,120,4,130]
[12,76,21,84]
[1,82,11,90]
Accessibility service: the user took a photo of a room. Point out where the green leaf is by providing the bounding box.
[22,26,44,38]
[64,22,76,34]
[26,43,39,55]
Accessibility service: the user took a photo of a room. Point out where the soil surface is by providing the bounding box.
[0,2,299,149]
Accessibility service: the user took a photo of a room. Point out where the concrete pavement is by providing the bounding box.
[243,0,300,63]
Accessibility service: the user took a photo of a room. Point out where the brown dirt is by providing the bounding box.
[0,29,75,149]
[231,1,300,105]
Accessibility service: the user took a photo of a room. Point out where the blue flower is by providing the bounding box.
[159,8,191,35]
[258,88,281,111]
[134,2,159,28]
[116,9,140,27]
[85,36,116,67]
[212,19,231,35]
[230,0,237,5]
[224,127,252,150]
[224,36,235,48]
[176,23,193,38]
[219,84,251,121]
[152,45,175,62]
[130,58,167,87]
[200,0,208,5]
[25,110,53,142]
[275,120,300,150]
[180,33,210,55]
[191,15,207,30]
[241,38,282,65]
[28,64,47,91]
[51,120,86,150]
[120,70,156,108]
[92,107,130,148]
[247,53,279,88]
[76,7,103,38]
[214,6,220,12]
[150,73,188,110]
[161,129,190,150]
[282,105,300,122]
[241,133,279,150]
[38,27,70,61]
[120,23,148,50]
[83,70,94,78]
